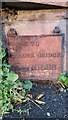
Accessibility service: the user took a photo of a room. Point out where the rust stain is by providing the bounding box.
[6,35,63,82]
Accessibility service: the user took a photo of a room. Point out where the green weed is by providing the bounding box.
[0,40,32,119]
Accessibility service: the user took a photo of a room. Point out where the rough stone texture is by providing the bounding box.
[2,9,66,35]
[3,0,67,7]
[2,8,67,72]
[7,35,63,81]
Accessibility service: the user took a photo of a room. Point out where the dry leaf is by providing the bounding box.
[60,82,65,88]
[58,81,65,88]
[26,94,33,99]
[17,87,23,91]
[36,94,44,100]
[35,100,45,105]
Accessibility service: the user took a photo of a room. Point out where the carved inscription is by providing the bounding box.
[7,35,63,81]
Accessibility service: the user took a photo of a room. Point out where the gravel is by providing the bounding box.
[3,82,68,120]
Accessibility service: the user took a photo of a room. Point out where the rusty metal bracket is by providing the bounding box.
[7,28,18,36]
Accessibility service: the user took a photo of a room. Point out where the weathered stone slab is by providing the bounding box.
[7,35,63,81]
[3,0,67,7]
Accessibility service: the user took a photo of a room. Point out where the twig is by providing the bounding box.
[28,98,43,110]
[58,81,65,88]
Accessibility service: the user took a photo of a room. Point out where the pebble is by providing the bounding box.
[53,98,56,101]
[64,89,66,93]
[47,112,50,117]
[60,88,64,92]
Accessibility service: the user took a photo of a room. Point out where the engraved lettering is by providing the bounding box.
[37,53,61,58]
[30,64,56,70]
[20,41,39,47]
[8,35,62,80]
[16,53,35,58]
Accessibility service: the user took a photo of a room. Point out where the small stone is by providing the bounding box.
[60,96,64,100]
[53,98,56,101]
[67,88,68,91]
[60,88,64,92]
[47,112,50,117]
[64,89,66,93]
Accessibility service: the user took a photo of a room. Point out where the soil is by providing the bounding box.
[3,82,68,120]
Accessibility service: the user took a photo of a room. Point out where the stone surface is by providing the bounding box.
[3,9,66,35]
[2,0,67,7]
[7,35,63,81]
[2,9,67,71]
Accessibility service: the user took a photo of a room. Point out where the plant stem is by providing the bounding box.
[28,98,43,110]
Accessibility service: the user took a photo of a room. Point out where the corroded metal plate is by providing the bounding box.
[6,35,63,81]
